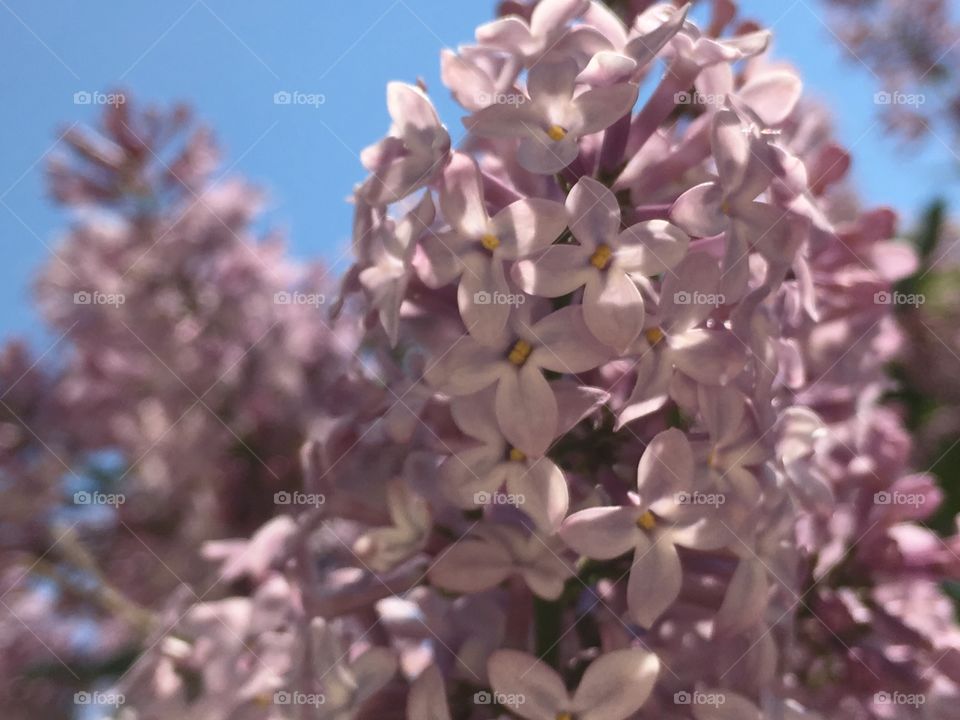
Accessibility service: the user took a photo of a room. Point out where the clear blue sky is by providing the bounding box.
[1,0,957,344]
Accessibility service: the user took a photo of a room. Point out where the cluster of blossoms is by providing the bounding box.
[0,101,356,716]
[4,1,960,720]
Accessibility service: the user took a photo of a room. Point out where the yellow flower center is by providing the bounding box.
[721,199,732,216]
[481,233,500,251]
[507,339,533,366]
[547,124,568,141]
[707,447,719,468]
[556,713,574,720]
[636,510,657,531]
[509,447,527,462]
[589,244,613,270]
[645,327,665,345]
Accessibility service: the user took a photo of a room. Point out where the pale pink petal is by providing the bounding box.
[615,219,689,275]
[465,102,541,139]
[624,2,690,68]
[527,57,579,107]
[712,109,773,202]
[518,134,580,174]
[428,536,513,593]
[636,427,694,499]
[513,245,593,297]
[416,230,467,288]
[578,51,637,87]
[740,70,803,126]
[566,176,620,250]
[617,349,672,428]
[459,252,512,344]
[559,506,640,559]
[508,457,569,532]
[660,252,722,334]
[492,198,568,258]
[573,649,660,720]
[387,82,441,133]
[530,0,589,40]
[440,152,490,238]
[669,329,746,385]
[582,269,645,351]
[495,364,558,457]
[670,181,726,238]
[528,305,613,373]
[488,650,566,720]
[407,665,451,720]
[714,558,769,636]
[571,83,639,135]
[476,17,535,54]
[627,532,682,627]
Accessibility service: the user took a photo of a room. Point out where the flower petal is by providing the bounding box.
[513,244,593,297]
[582,269,645,351]
[571,83,639,135]
[428,536,513,593]
[508,457,569,532]
[627,532,682,627]
[528,305,613,373]
[559,506,640,560]
[495,364,558,457]
[573,648,660,720]
[615,219,689,275]
[459,252,512,344]
[493,198,568,258]
[670,182,726,238]
[441,152,490,238]
[488,650,566,720]
[636,427,694,500]
[567,176,620,250]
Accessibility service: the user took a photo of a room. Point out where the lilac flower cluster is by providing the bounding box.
[4,2,959,720]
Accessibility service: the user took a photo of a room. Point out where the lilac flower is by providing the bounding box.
[439,389,569,531]
[428,524,572,599]
[560,428,732,626]
[464,57,638,173]
[487,647,660,720]
[419,151,567,343]
[359,190,435,345]
[475,0,589,66]
[515,175,688,351]
[361,82,451,204]
[427,302,611,456]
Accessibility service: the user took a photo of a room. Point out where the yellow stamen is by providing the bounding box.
[636,510,657,531]
[556,713,574,720]
[721,200,732,216]
[253,694,272,707]
[507,339,533,366]
[707,447,719,468]
[481,233,500,251]
[645,327,665,346]
[589,244,613,270]
[547,124,568,141]
[509,447,526,462]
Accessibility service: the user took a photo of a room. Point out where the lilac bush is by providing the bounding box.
[3,1,960,719]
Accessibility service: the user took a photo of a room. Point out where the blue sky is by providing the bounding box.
[1,0,957,344]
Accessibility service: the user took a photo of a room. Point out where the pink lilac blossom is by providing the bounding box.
[3,1,958,719]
